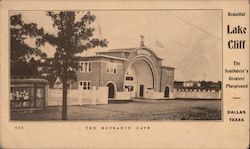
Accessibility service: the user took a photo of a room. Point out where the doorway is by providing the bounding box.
[164,86,170,97]
[139,85,144,97]
[107,83,115,98]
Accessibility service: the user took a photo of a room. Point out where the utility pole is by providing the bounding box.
[96,22,103,55]
[203,73,206,81]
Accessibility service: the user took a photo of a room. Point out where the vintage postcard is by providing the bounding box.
[0,0,249,148]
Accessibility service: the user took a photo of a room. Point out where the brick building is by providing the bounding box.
[71,44,175,100]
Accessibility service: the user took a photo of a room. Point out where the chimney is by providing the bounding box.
[140,35,145,47]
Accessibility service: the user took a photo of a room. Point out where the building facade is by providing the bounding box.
[174,81,221,99]
[71,45,175,100]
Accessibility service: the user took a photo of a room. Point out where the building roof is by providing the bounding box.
[161,66,176,69]
[11,78,49,84]
[78,54,128,61]
[105,48,135,52]
[97,46,163,60]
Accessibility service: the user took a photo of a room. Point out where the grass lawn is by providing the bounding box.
[11,99,221,121]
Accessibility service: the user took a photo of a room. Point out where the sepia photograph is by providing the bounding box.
[2,0,249,148]
[10,10,222,121]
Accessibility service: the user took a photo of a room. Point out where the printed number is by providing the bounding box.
[14,126,24,130]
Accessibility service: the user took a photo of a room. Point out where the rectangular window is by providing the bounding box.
[126,76,133,81]
[79,81,91,90]
[80,62,83,72]
[83,82,87,90]
[89,63,91,72]
[87,82,91,90]
[36,88,44,99]
[80,61,92,72]
[84,63,88,72]
[10,87,32,101]
[106,62,118,74]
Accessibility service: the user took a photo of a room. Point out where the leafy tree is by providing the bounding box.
[10,14,46,78]
[41,11,108,120]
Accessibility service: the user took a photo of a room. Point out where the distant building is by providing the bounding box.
[174,81,221,99]
[183,81,201,87]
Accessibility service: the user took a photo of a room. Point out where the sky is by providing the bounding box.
[11,10,222,81]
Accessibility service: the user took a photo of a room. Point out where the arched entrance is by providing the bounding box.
[123,55,158,98]
[107,83,115,98]
[164,86,170,97]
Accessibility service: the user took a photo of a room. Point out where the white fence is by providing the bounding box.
[47,87,108,106]
[145,90,165,99]
[116,90,171,100]
[116,91,131,100]
[174,90,221,99]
